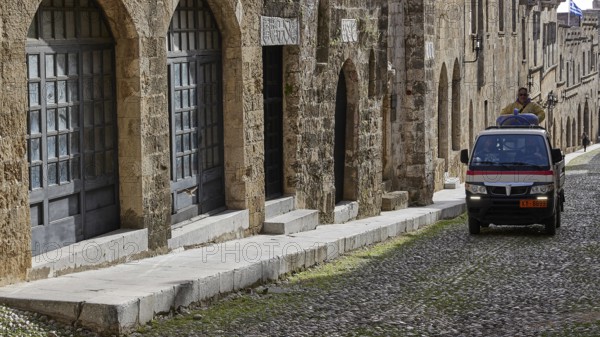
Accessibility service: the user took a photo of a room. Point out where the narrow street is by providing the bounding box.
[132,149,600,337]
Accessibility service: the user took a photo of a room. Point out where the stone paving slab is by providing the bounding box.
[0,188,467,334]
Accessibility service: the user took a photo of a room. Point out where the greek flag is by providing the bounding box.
[570,0,583,17]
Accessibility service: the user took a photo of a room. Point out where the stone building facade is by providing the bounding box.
[0,0,388,285]
[0,0,597,286]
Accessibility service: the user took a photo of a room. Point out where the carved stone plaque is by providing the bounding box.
[261,16,299,46]
[341,19,358,43]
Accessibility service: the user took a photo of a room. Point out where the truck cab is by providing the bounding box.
[460,124,565,235]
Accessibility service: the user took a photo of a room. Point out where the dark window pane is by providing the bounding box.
[29,83,40,107]
[30,165,42,189]
[59,161,69,183]
[68,53,78,75]
[30,110,41,134]
[48,163,57,185]
[176,157,183,179]
[71,132,79,154]
[59,134,68,156]
[28,55,39,79]
[56,54,66,76]
[46,81,56,104]
[58,108,68,130]
[47,109,56,131]
[30,138,41,161]
[70,105,79,128]
[47,135,57,159]
[71,159,80,180]
[68,80,78,101]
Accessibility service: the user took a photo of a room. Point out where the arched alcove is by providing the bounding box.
[437,63,449,169]
[451,59,461,151]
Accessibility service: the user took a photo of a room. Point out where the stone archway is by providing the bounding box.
[451,59,461,152]
[469,100,474,149]
[437,63,449,167]
[333,59,360,204]
[435,63,449,191]
[162,0,249,224]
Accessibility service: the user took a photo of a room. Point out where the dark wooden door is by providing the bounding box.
[167,0,225,224]
[263,46,284,200]
[26,0,119,256]
[334,70,347,204]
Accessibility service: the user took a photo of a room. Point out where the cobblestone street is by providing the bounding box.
[1,150,599,337]
[133,149,600,337]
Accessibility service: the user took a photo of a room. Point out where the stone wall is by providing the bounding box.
[0,1,33,286]
[0,0,388,284]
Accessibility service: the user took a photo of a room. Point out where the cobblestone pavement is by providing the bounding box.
[1,150,600,337]
[131,150,600,337]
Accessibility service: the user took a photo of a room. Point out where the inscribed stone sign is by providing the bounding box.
[341,19,358,43]
[261,16,299,46]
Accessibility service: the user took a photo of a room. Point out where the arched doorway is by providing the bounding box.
[566,118,572,147]
[469,100,474,149]
[584,101,590,136]
[263,46,284,200]
[334,69,348,204]
[26,0,119,255]
[167,0,225,224]
[451,60,461,151]
[437,64,449,169]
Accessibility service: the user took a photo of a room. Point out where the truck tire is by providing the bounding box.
[468,217,481,234]
[544,213,556,235]
[555,207,561,228]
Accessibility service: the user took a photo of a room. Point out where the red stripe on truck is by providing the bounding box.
[467,170,554,176]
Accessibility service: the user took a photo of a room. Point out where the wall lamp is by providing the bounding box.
[527,73,533,92]
[546,91,557,109]
[464,34,483,63]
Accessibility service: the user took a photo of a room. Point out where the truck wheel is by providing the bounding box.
[544,213,556,235]
[468,217,481,234]
[555,208,561,228]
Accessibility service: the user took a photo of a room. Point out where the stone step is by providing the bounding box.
[381,191,409,211]
[262,209,319,235]
[29,228,149,281]
[265,196,295,219]
[168,209,250,250]
[444,177,461,189]
[334,201,359,224]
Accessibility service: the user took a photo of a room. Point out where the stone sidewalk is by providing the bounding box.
[0,143,596,334]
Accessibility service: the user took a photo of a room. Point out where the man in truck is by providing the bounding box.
[500,87,546,123]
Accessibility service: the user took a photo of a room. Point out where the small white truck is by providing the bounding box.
[460,119,565,235]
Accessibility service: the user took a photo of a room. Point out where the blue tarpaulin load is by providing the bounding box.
[496,112,539,126]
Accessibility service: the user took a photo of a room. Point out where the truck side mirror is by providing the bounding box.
[551,148,563,164]
[460,149,469,164]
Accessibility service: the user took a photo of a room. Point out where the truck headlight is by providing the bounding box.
[530,184,554,195]
[466,183,487,194]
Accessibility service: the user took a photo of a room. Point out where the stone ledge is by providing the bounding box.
[381,191,409,211]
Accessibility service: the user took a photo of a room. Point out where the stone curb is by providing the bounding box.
[0,200,466,334]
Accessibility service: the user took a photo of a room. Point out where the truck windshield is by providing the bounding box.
[470,134,550,170]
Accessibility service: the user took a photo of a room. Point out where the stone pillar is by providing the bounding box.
[0,2,34,285]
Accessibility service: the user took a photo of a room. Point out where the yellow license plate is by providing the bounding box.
[519,200,547,208]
